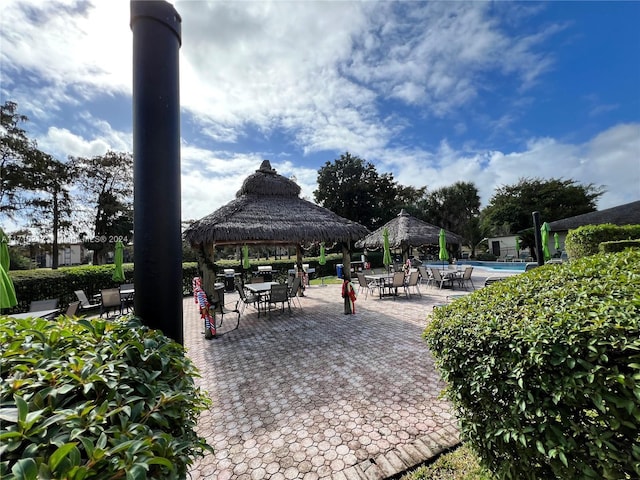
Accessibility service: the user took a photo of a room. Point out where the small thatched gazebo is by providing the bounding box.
[184,160,370,293]
[355,209,463,263]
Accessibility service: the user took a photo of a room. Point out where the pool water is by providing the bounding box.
[424,261,529,273]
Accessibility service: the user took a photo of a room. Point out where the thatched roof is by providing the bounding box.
[184,160,370,246]
[548,200,640,232]
[355,209,463,250]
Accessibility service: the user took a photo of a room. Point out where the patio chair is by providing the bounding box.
[417,265,432,288]
[406,270,421,296]
[429,267,454,289]
[119,283,135,313]
[29,299,58,311]
[65,301,81,317]
[457,266,475,290]
[100,288,123,318]
[267,284,291,315]
[288,276,303,309]
[356,273,376,300]
[390,271,410,300]
[74,290,101,312]
[235,285,260,319]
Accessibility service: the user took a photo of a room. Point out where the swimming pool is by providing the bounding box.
[424,261,530,273]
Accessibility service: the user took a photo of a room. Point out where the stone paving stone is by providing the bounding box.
[184,277,500,479]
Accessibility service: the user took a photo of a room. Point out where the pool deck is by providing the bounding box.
[185,270,512,479]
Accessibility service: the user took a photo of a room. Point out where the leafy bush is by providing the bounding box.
[565,224,640,259]
[599,240,640,254]
[401,444,495,480]
[0,316,212,479]
[424,250,640,480]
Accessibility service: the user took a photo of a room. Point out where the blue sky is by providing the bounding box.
[2,0,639,233]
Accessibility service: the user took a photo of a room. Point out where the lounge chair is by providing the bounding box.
[100,288,122,318]
[74,290,101,312]
[288,276,303,309]
[29,299,58,312]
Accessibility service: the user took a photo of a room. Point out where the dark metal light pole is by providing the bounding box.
[130,0,183,343]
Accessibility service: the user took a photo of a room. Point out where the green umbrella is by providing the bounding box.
[438,228,449,268]
[242,245,251,269]
[515,236,521,258]
[0,228,17,309]
[112,240,125,282]
[541,222,551,262]
[383,228,392,272]
[318,242,327,286]
[554,232,560,251]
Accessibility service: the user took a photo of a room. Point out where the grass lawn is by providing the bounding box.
[309,275,344,285]
[401,444,495,480]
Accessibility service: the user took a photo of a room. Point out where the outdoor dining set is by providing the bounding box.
[192,274,304,339]
[10,284,136,321]
[356,265,475,300]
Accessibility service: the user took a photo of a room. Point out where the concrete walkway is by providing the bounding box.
[184,276,490,480]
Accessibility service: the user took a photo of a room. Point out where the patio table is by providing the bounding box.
[245,282,278,316]
[364,273,395,299]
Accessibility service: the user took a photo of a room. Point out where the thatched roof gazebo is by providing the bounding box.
[355,209,463,262]
[184,160,370,292]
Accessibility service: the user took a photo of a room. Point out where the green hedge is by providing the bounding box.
[424,250,640,479]
[6,263,199,314]
[0,316,212,479]
[565,224,640,259]
[599,240,640,254]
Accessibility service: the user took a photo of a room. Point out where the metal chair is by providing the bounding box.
[100,288,122,318]
[429,267,454,289]
[65,301,81,317]
[268,284,290,315]
[288,276,303,309]
[235,284,260,318]
[457,266,475,290]
[406,270,421,296]
[390,271,410,299]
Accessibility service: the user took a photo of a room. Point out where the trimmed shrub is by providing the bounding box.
[0,316,212,479]
[599,240,640,254]
[565,224,640,259]
[424,250,640,480]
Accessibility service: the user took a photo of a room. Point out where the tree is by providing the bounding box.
[25,152,76,269]
[314,152,424,230]
[481,178,604,237]
[413,181,482,252]
[0,101,41,218]
[71,151,133,265]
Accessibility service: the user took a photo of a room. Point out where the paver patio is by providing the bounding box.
[185,278,487,479]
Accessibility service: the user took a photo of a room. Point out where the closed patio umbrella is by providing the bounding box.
[318,242,327,286]
[438,228,449,268]
[1,228,17,309]
[383,228,392,272]
[242,244,251,269]
[541,222,551,262]
[554,232,560,251]
[112,240,125,282]
[515,236,521,259]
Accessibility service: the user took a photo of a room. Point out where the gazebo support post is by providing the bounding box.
[195,244,219,296]
[341,243,355,315]
[296,245,305,296]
